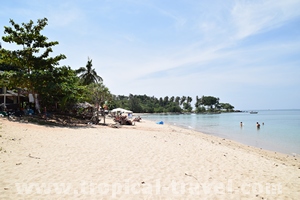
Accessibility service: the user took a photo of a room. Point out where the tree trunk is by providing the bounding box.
[3,87,7,109]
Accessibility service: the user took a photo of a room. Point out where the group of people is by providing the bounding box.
[240,121,264,128]
[0,105,36,119]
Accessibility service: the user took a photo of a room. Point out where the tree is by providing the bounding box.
[183,96,193,112]
[166,102,182,113]
[32,66,84,111]
[199,96,219,110]
[175,96,180,105]
[187,96,192,104]
[159,97,163,106]
[128,94,143,113]
[195,95,222,112]
[0,18,66,112]
[220,103,234,112]
[86,83,111,124]
[163,96,169,106]
[169,96,174,103]
[76,57,102,85]
[180,96,186,105]
[195,96,200,109]
[195,106,206,113]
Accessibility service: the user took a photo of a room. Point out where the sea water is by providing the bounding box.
[142,110,300,155]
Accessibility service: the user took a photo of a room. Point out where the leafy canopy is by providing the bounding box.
[0,18,87,111]
[76,57,103,85]
[0,18,66,91]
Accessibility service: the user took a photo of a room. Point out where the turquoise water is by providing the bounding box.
[142,110,300,155]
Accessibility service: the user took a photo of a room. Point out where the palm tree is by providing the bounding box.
[180,96,186,105]
[76,57,103,85]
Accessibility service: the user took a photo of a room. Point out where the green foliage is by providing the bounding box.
[0,71,14,87]
[194,96,235,113]
[196,96,220,111]
[112,94,182,113]
[180,96,186,105]
[195,106,206,113]
[1,18,66,75]
[111,94,235,113]
[32,66,84,111]
[76,57,102,85]
[128,94,143,113]
[0,18,84,112]
[85,83,112,108]
[174,96,180,105]
[1,18,66,87]
[220,103,235,112]
[112,95,129,109]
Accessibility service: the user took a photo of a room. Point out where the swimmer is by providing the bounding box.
[256,122,260,128]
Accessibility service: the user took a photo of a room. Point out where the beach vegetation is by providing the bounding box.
[194,96,234,113]
[1,18,236,121]
[0,18,84,112]
[182,96,193,112]
[128,94,143,113]
[220,103,235,112]
[0,18,66,86]
[84,83,112,124]
[180,96,186,105]
[76,57,103,85]
[110,94,183,113]
[32,66,85,111]
[175,96,181,105]
[195,96,220,112]
[109,94,235,114]
[195,106,206,113]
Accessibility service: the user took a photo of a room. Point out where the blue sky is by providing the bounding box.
[1,0,300,110]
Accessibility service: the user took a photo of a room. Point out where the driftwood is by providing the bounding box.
[28,154,40,159]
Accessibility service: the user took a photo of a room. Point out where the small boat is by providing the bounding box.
[250,111,258,114]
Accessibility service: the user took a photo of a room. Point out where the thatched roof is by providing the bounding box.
[75,102,94,109]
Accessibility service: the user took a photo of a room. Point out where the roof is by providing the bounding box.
[0,90,25,97]
[111,108,133,113]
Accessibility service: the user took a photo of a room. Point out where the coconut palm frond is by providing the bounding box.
[76,57,103,85]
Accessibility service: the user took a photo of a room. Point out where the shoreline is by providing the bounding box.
[140,112,300,156]
[142,118,300,161]
[0,117,299,199]
[148,118,299,157]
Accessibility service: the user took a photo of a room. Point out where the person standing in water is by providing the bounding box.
[256,122,260,129]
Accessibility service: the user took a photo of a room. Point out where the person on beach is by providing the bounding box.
[43,107,47,120]
[240,122,243,127]
[256,122,260,129]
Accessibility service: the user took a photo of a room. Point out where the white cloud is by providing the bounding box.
[231,0,300,40]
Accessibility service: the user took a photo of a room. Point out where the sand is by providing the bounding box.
[0,117,299,199]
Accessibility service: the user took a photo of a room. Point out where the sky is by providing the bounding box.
[1,0,300,110]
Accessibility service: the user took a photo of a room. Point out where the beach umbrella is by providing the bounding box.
[111,108,132,113]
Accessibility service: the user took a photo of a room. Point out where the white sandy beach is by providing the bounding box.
[0,117,299,199]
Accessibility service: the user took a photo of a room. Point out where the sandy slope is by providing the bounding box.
[0,117,299,199]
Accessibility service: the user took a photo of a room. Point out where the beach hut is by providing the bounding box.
[75,102,94,109]
[0,88,27,111]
